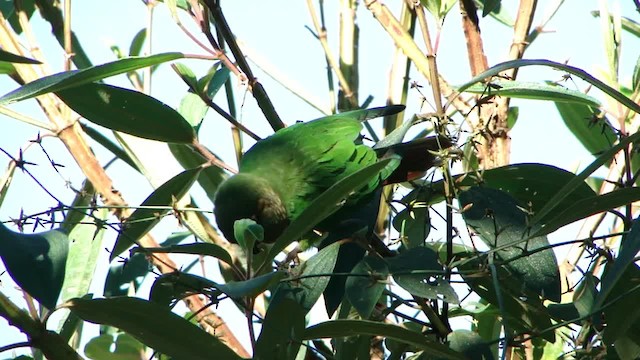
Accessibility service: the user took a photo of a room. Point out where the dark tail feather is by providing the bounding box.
[376,135,452,184]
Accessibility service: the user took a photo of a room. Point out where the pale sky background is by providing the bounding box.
[1,0,639,358]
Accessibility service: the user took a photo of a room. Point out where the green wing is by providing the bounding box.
[240,109,399,219]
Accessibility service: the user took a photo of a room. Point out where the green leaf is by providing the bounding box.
[547,274,597,323]
[57,83,195,144]
[0,49,40,64]
[255,298,305,360]
[386,247,459,304]
[302,320,465,359]
[456,59,640,116]
[234,219,263,252]
[473,0,513,25]
[392,204,430,248]
[0,224,69,309]
[271,241,341,313]
[530,129,640,225]
[447,330,494,360]
[128,29,147,57]
[429,163,596,229]
[60,208,108,303]
[265,157,400,264]
[533,188,640,237]
[345,256,389,318]
[204,66,231,98]
[84,333,144,360]
[595,217,640,311]
[110,167,202,260]
[458,256,555,342]
[149,272,223,307]
[177,91,208,128]
[603,265,640,356]
[554,102,617,157]
[0,52,184,104]
[323,104,405,122]
[463,79,601,107]
[132,242,233,265]
[0,157,16,208]
[173,63,198,91]
[217,271,286,298]
[459,187,561,302]
[64,297,241,360]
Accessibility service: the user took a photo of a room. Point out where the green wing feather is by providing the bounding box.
[240,114,387,220]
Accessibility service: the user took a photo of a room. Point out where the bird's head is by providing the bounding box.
[213,173,289,244]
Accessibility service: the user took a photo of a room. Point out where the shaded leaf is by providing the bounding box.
[64,297,240,360]
[386,247,459,304]
[459,187,561,302]
[302,320,465,359]
[555,102,616,157]
[234,218,263,252]
[132,242,233,265]
[271,241,341,313]
[447,330,494,360]
[0,49,40,64]
[345,256,388,318]
[128,29,147,57]
[0,224,68,309]
[392,205,430,248]
[57,83,195,144]
[255,298,305,360]
[0,52,184,104]
[84,333,144,360]
[111,167,202,260]
[463,79,600,108]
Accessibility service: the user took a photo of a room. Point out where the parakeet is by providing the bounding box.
[213,105,450,245]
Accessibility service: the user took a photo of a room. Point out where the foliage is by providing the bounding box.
[1,1,639,359]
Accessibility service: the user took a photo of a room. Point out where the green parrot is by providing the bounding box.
[213,105,451,245]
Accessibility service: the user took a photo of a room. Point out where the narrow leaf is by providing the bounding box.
[0,52,184,104]
[302,320,465,359]
[0,49,40,64]
[111,167,202,260]
[57,83,195,144]
[64,297,240,360]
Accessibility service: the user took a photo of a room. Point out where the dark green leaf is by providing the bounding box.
[459,187,561,302]
[255,298,305,360]
[533,188,640,237]
[111,167,202,260]
[173,63,198,91]
[447,330,494,360]
[217,271,287,299]
[57,83,195,144]
[595,217,640,311]
[386,247,459,304]
[84,333,144,360]
[0,52,184,104]
[128,29,147,57]
[555,102,616,158]
[64,297,240,360]
[458,256,555,342]
[547,274,597,323]
[428,163,597,221]
[456,59,640,116]
[318,105,405,122]
[205,66,231,98]
[0,224,68,309]
[302,320,465,359]
[131,242,233,265]
[463,79,600,107]
[0,49,40,64]
[345,256,388,318]
[603,265,640,355]
[149,272,222,308]
[271,241,341,313]
[392,205,430,248]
